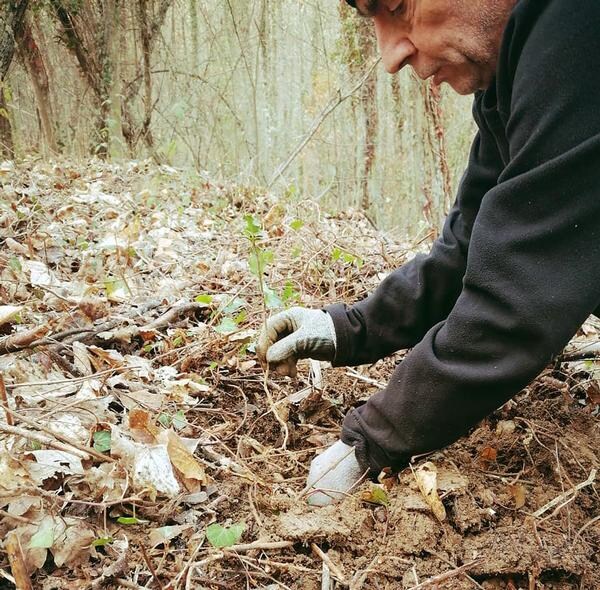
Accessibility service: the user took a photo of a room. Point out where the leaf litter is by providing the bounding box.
[0,158,598,589]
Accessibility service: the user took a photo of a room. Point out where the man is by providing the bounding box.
[257,0,600,506]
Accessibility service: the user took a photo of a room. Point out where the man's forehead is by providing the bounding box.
[346,0,379,18]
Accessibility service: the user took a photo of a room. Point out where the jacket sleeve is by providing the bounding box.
[326,108,503,366]
[340,0,600,474]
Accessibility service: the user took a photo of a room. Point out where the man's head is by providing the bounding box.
[345,0,516,94]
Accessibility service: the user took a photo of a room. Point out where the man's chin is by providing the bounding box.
[445,76,484,95]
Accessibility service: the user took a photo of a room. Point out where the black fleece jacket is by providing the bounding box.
[326,0,600,475]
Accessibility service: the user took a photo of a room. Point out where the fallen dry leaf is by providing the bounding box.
[508,483,527,509]
[413,462,447,522]
[163,430,208,492]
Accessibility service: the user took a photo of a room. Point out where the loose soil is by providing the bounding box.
[0,160,598,589]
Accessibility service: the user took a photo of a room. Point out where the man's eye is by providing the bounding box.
[389,1,405,16]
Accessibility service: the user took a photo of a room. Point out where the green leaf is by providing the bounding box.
[172,410,186,431]
[195,294,213,305]
[92,537,114,547]
[117,516,146,525]
[93,430,111,453]
[243,215,262,237]
[158,413,172,428]
[215,317,238,335]
[104,278,130,302]
[29,519,55,549]
[206,522,245,548]
[361,485,390,506]
[281,282,299,304]
[263,285,283,310]
[289,219,304,231]
[8,257,22,272]
[221,297,246,315]
[234,310,247,325]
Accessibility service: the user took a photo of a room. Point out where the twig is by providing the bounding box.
[311,543,347,586]
[269,57,381,188]
[560,341,600,361]
[0,373,13,426]
[321,560,331,590]
[262,366,289,450]
[345,368,386,388]
[226,541,293,553]
[0,325,49,355]
[140,544,165,590]
[0,569,16,585]
[572,514,600,543]
[98,302,208,343]
[531,469,596,518]
[0,422,97,461]
[350,553,383,590]
[406,560,482,590]
[5,365,135,390]
[4,406,114,463]
[5,533,33,590]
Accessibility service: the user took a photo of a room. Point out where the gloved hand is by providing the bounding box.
[305,441,365,506]
[256,307,336,377]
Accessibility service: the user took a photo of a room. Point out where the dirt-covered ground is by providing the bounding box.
[0,160,598,589]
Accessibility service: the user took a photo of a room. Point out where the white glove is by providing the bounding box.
[305,441,365,506]
[256,307,337,377]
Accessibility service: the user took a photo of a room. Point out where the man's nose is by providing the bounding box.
[374,18,415,74]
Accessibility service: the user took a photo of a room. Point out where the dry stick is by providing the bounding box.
[350,553,385,590]
[406,560,482,590]
[268,57,381,188]
[262,366,289,450]
[226,541,293,554]
[311,543,347,586]
[0,325,49,355]
[5,533,33,590]
[0,422,94,461]
[532,469,597,518]
[321,561,331,590]
[95,302,209,343]
[5,365,135,390]
[0,373,13,426]
[561,341,600,361]
[4,406,115,463]
[140,544,165,590]
[572,514,600,543]
[0,569,16,585]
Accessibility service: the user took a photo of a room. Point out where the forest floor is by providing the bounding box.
[0,159,598,590]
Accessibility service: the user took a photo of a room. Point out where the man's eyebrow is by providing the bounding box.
[349,0,378,18]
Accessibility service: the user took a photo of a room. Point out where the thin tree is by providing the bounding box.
[0,0,29,157]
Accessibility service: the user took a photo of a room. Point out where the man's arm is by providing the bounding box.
[326,112,503,366]
[341,0,600,474]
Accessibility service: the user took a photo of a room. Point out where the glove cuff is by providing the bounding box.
[323,311,337,353]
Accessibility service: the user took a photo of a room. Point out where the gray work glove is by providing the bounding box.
[256,307,336,377]
[305,441,365,506]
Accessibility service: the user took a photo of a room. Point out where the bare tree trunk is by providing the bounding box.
[0,0,28,157]
[0,0,28,78]
[136,0,155,150]
[16,15,58,153]
[49,0,172,156]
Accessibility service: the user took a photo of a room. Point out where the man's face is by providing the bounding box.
[351,0,515,94]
